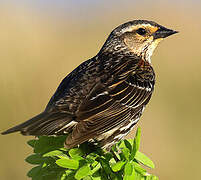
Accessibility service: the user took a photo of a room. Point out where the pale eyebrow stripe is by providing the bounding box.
[122,24,158,33]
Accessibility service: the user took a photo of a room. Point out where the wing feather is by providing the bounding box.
[66,62,154,147]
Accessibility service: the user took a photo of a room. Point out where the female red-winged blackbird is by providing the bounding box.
[2,20,177,149]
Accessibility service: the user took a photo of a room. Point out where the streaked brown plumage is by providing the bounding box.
[2,20,177,149]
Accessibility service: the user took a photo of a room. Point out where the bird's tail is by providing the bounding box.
[1,111,74,136]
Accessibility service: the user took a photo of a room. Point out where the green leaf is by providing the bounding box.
[118,140,126,149]
[124,162,133,176]
[134,127,141,150]
[111,161,126,172]
[133,162,147,175]
[69,148,84,160]
[56,158,79,169]
[60,171,67,180]
[111,143,118,152]
[25,154,45,165]
[27,139,37,148]
[122,148,130,160]
[34,136,67,154]
[135,151,155,168]
[146,175,159,180]
[130,127,141,159]
[64,170,75,180]
[87,154,99,165]
[83,176,93,180]
[134,172,145,180]
[86,153,99,161]
[43,150,64,157]
[75,165,91,180]
[134,128,141,151]
[99,158,118,179]
[126,139,134,146]
[56,154,69,159]
[27,166,41,177]
[105,153,113,161]
[86,157,95,164]
[124,139,132,152]
[91,163,101,175]
[123,175,134,180]
[69,148,84,158]
[123,165,135,180]
[91,161,98,168]
[91,176,102,180]
[65,169,73,175]
[119,152,125,161]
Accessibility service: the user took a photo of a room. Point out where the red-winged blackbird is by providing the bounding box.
[2,20,177,149]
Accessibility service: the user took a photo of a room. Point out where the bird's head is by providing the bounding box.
[101,20,178,63]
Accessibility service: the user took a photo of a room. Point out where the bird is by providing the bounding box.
[2,20,177,150]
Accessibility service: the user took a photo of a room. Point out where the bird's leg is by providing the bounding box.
[108,143,121,162]
[110,149,119,162]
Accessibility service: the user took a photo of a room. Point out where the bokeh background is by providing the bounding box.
[1,0,201,179]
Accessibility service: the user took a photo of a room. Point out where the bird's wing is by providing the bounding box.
[65,59,155,147]
[1,59,94,136]
[45,58,95,113]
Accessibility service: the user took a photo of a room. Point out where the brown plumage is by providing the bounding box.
[2,20,177,150]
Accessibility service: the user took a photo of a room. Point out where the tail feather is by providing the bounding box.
[1,111,75,136]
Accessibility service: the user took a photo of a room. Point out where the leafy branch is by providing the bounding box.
[26,127,158,180]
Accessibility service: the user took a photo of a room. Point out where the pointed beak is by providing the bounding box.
[153,26,178,39]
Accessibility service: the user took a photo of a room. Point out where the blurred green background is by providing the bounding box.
[1,0,201,179]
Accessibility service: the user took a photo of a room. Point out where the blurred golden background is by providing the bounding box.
[1,1,201,179]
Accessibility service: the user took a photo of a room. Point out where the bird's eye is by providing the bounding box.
[136,28,147,35]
